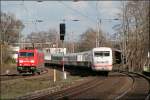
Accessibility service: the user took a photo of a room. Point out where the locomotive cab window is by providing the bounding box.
[104,51,110,56]
[94,51,110,57]
[19,52,34,57]
[94,52,103,57]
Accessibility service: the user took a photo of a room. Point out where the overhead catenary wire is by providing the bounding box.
[58,1,100,43]
[58,1,97,25]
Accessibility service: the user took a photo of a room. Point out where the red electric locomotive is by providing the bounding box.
[17,48,44,74]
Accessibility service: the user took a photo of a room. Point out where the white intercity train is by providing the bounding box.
[49,47,122,76]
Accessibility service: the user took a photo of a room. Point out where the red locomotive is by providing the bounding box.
[17,48,44,74]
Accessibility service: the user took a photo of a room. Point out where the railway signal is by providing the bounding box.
[59,23,66,40]
[59,23,67,79]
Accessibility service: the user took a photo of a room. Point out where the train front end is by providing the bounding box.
[17,49,36,74]
[91,47,113,72]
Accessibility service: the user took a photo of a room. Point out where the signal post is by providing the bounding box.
[60,23,67,80]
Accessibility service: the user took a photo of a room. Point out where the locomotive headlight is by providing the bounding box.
[30,60,34,63]
[19,60,24,63]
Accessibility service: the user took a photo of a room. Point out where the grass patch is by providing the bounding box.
[0,72,82,100]
[0,63,17,74]
[4,57,16,64]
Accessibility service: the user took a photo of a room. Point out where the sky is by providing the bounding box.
[1,0,122,42]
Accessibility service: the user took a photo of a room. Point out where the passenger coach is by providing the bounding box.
[50,47,122,76]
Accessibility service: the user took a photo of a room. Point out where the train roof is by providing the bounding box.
[56,47,121,57]
[92,47,112,51]
[19,49,36,52]
[92,47,121,52]
[19,48,43,52]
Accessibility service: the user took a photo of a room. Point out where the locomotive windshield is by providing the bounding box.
[19,52,34,57]
[94,51,110,57]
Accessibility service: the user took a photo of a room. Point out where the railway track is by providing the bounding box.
[116,71,150,100]
[11,63,149,100]
[38,77,108,100]
[25,71,148,100]
[0,68,48,81]
[19,72,129,100]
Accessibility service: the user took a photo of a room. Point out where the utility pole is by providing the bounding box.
[148,21,150,58]
[0,27,5,66]
[0,17,2,65]
[122,1,128,71]
[71,32,75,53]
[70,20,80,52]
[0,43,2,66]
[19,29,21,49]
[96,19,101,47]
[0,0,1,66]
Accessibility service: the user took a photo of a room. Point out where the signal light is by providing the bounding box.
[60,23,65,35]
[60,35,64,40]
[60,23,65,40]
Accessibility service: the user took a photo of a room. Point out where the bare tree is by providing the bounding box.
[116,1,149,71]
[0,12,24,63]
[77,28,109,52]
[0,12,24,44]
[26,29,59,48]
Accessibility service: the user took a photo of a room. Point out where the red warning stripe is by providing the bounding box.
[92,64,112,67]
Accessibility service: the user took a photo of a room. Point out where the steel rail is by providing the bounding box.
[15,70,149,100]
[115,71,135,100]
[115,71,150,100]
[27,76,110,100]
[36,75,124,100]
[54,77,108,100]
